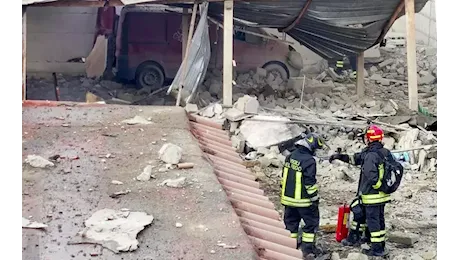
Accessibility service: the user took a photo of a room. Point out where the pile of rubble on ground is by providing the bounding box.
[185,44,437,259]
[26,75,177,106]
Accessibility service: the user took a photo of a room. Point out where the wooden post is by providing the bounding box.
[356,52,365,97]
[223,0,234,107]
[176,2,198,106]
[405,0,418,111]
[22,8,27,100]
[181,8,190,60]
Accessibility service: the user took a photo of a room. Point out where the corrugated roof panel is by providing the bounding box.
[188,114,303,260]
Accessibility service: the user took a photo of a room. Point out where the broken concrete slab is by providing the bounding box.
[234,95,260,114]
[136,165,153,182]
[387,231,420,246]
[239,115,305,149]
[22,217,48,229]
[122,116,153,125]
[161,177,186,188]
[24,155,54,168]
[70,209,153,253]
[185,103,198,113]
[256,67,267,77]
[231,135,245,153]
[201,105,215,118]
[379,59,394,68]
[223,108,251,122]
[158,143,183,164]
[418,74,436,85]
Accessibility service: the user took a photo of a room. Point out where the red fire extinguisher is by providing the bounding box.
[335,203,351,242]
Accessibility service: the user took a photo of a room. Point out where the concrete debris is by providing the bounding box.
[22,217,48,229]
[111,180,124,185]
[239,115,305,149]
[25,155,55,168]
[161,177,186,188]
[70,209,153,253]
[109,189,131,199]
[346,252,368,260]
[231,135,246,153]
[420,251,436,260]
[223,108,247,121]
[331,252,340,260]
[136,165,153,182]
[158,143,183,164]
[175,222,183,228]
[201,105,215,118]
[234,95,260,114]
[185,103,198,113]
[419,74,436,85]
[217,243,239,249]
[122,116,153,125]
[387,231,420,246]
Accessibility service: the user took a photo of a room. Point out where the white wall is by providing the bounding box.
[26,7,98,74]
[388,0,437,47]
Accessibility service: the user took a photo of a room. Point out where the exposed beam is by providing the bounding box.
[405,0,418,111]
[27,0,283,7]
[181,8,190,59]
[176,2,198,106]
[374,0,405,46]
[281,0,312,32]
[356,52,365,97]
[222,0,234,107]
[207,16,294,45]
[23,7,27,100]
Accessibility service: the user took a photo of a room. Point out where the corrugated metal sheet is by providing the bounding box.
[168,2,211,104]
[206,0,429,59]
[188,114,304,260]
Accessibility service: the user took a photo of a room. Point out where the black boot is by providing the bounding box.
[341,231,361,247]
[362,242,388,257]
[301,243,322,260]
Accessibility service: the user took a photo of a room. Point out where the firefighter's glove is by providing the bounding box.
[329,154,349,163]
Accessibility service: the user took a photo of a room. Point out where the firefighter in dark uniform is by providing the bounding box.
[329,125,390,257]
[335,56,357,79]
[281,133,325,259]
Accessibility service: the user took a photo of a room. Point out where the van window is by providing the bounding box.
[126,12,167,44]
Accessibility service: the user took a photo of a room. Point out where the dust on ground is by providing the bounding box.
[22,105,256,260]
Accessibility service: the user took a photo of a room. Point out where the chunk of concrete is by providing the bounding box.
[256,67,267,77]
[223,108,246,121]
[419,74,436,85]
[23,217,48,229]
[234,95,260,114]
[136,165,152,182]
[70,209,153,253]
[379,59,394,68]
[122,116,153,125]
[383,136,396,150]
[347,252,368,260]
[161,177,186,188]
[158,143,183,164]
[239,115,305,149]
[231,135,245,153]
[213,103,223,115]
[387,231,420,246]
[185,103,198,113]
[201,106,215,118]
[24,155,55,168]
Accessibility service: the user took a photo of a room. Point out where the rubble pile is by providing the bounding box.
[187,45,437,259]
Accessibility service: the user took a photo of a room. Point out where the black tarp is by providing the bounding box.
[183,0,429,59]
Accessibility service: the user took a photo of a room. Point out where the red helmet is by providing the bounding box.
[365,125,384,142]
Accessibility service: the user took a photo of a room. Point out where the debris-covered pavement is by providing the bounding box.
[22,105,257,260]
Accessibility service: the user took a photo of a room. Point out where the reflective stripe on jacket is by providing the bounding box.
[281,147,319,207]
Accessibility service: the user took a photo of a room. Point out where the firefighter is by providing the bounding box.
[281,133,325,259]
[329,125,390,256]
[335,56,357,79]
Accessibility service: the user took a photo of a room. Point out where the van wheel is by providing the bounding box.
[135,62,165,90]
[262,62,289,81]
